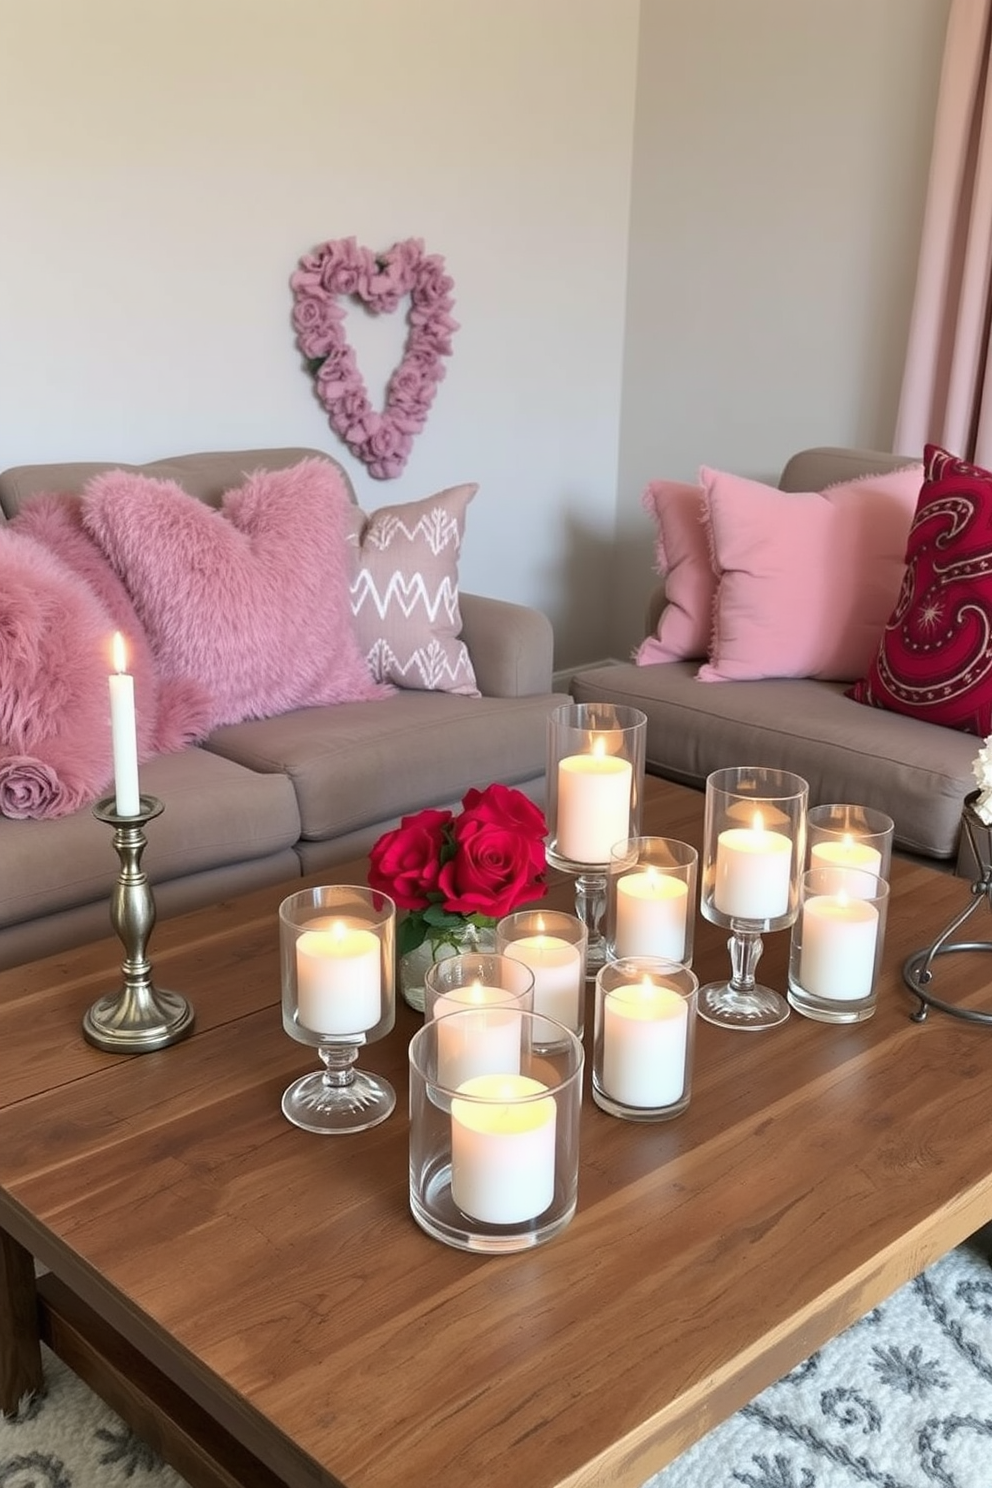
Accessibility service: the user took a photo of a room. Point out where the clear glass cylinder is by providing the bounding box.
[545,702,647,871]
[788,867,889,1023]
[606,836,697,965]
[280,884,395,1044]
[409,1010,584,1252]
[806,803,894,889]
[495,909,588,1043]
[700,766,809,933]
[592,957,698,1121]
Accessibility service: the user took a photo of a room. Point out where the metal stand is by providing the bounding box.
[82,794,195,1053]
[903,801,992,1025]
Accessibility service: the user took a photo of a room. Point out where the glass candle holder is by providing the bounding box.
[606,836,697,966]
[409,1009,584,1253]
[807,804,894,890]
[423,952,535,1092]
[545,702,647,972]
[788,867,889,1023]
[592,957,698,1121]
[495,909,588,1046]
[699,766,809,1030]
[280,884,396,1134]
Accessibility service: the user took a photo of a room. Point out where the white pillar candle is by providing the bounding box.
[810,835,883,897]
[799,894,879,1000]
[601,980,689,1108]
[714,812,792,919]
[108,632,140,817]
[296,921,381,1035]
[557,741,632,864]
[504,933,583,1037]
[615,868,689,960]
[435,992,522,1089]
[450,1074,557,1224]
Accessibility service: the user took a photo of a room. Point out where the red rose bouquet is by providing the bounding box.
[368,783,548,958]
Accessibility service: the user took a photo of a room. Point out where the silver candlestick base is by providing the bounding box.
[82,794,195,1054]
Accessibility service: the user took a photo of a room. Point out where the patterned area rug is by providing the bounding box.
[2,1229,990,1488]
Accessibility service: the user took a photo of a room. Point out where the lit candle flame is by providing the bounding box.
[111,631,128,675]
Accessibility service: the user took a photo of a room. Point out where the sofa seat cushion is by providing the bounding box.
[203,690,568,843]
[0,747,300,932]
[569,662,975,859]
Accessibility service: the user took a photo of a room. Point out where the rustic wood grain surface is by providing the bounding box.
[2,777,991,1488]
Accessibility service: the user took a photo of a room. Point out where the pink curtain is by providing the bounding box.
[894,0,992,465]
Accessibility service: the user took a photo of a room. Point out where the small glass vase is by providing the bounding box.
[398,919,498,1013]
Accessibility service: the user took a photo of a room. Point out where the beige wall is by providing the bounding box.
[0,1,954,671]
[0,0,639,668]
[611,0,951,662]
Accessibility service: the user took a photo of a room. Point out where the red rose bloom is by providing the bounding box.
[437,812,547,918]
[459,782,547,842]
[367,808,452,910]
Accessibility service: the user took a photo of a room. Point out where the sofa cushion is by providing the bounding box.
[11,491,212,755]
[204,690,567,842]
[569,660,975,860]
[0,527,123,819]
[635,480,713,664]
[349,483,480,695]
[81,458,389,732]
[847,444,992,736]
[696,464,924,682]
[0,746,301,931]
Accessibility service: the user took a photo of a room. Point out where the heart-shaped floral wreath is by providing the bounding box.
[290,237,458,480]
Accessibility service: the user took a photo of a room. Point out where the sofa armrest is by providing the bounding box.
[459,593,554,697]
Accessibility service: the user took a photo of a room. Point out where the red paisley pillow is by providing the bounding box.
[846,444,992,735]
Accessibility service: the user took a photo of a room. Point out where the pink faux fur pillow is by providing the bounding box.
[0,529,119,818]
[12,492,212,755]
[81,458,391,731]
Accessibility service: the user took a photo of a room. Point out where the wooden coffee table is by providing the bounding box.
[2,776,991,1488]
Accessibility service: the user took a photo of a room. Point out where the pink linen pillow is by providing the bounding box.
[11,491,212,754]
[348,483,480,696]
[82,458,391,732]
[696,463,924,683]
[635,480,713,664]
[0,529,119,818]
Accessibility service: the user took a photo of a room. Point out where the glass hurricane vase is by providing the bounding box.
[398,919,498,1013]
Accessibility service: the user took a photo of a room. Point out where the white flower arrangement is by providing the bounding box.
[971,735,992,824]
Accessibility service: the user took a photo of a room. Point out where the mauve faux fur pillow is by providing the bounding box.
[0,529,118,818]
[81,458,391,731]
[12,492,212,755]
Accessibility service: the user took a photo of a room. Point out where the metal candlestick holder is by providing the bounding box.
[82,794,195,1053]
[903,794,992,1026]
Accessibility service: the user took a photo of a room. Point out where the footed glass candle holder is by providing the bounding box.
[789,867,889,1023]
[699,766,809,1030]
[545,702,647,972]
[409,1009,583,1253]
[496,910,588,1046]
[593,957,698,1121]
[606,836,697,966]
[280,885,396,1134]
[807,804,894,890]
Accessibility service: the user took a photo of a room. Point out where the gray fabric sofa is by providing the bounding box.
[0,447,567,970]
[571,447,978,866]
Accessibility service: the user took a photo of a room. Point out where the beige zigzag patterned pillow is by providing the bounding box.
[348,483,480,696]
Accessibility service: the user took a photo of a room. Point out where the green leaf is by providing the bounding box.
[305,355,327,377]
[397,914,428,958]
